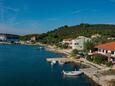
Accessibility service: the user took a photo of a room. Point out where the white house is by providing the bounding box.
[62,38,72,45]
[0,34,7,41]
[62,36,91,50]
[95,42,115,58]
[71,36,91,50]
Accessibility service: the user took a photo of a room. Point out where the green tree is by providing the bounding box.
[70,49,78,57]
[84,41,95,52]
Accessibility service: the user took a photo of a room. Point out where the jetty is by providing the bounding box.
[46,57,83,64]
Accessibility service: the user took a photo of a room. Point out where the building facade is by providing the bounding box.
[62,36,91,50]
[95,42,115,58]
[0,34,7,41]
[71,36,91,50]
[62,38,72,45]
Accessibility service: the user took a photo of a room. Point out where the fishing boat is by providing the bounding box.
[51,60,56,65]
[39,47,43,49]
[59,61,64,65]
[62,70,83,76]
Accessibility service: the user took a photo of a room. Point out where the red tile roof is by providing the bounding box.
[95,42,115,51]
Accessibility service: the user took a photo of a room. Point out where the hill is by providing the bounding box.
[20,23,115,45]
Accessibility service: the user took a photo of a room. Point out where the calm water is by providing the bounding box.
[0,44,96,86]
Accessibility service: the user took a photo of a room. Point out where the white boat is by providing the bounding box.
[39,47,43,49]
[62,70,83,76]
[59,61,64,65]
[51,60,56,65]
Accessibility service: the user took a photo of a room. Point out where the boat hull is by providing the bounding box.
[63,71,83,76]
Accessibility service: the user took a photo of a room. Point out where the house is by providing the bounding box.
[0,33,19,43]
[31,36,37,41]
[91,34,101,39]
[62,38,73,45]
[71,36,91,50]
[62,36,91,50]
[0,34,7,41]
[95,42,115,58]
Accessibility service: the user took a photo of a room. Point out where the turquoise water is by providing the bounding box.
[0,44,97,86]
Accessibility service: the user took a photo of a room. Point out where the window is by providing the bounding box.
[74,43,77,45]
[98,49,101,52]
[75,43,79,45]
[111,51,114,54]
[106,50,108,53]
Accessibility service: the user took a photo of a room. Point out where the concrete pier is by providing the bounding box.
[46,57,83,63]
[46,57,74,63]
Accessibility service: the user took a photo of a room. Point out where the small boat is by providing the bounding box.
[36,47,44,50]
[51,60,56,65]
[62,70,83,76]
[59,61,64,65]
[39,47,43,49]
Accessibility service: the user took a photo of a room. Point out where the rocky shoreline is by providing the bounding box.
[38,43,115,86]
[36,42,72,55]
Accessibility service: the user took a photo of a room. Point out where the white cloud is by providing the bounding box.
[0,23,20,34]
[72,8,98,15]
[0,20,44,35]
[72,9,84,14]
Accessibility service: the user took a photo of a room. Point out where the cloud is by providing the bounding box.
[0,20,44,35]
[72,8,98,15]
[72,9,85,14]
[0,23,21,34]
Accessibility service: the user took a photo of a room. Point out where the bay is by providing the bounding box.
[0,44,97,86]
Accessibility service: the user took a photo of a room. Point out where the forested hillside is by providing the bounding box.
[20,23,115,45]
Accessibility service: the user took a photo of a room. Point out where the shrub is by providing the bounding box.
[93,54,107,65]
[105,61,113,67]
[94,56,104,64]
[56,43,68,49]
[70,49,78,57]
[86,55,93,62]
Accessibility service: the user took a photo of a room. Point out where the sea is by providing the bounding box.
[0,44,97,86]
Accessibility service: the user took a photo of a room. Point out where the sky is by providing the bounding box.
[0,0,115,35]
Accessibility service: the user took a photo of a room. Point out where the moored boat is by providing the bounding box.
[59,61,64,65]
[62,70,83,76]
[51,60,56,65]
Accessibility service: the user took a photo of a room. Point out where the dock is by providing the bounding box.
[46,57,82,63]
[46,57,74,63]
